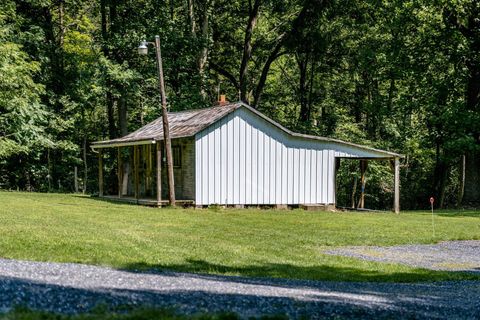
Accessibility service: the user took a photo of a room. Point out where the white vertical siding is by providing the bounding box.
[232,116,239,204]
[275,140,282,204]
[220,121,227,203]
[195,107,373,205]
[299,148,305,204]
[239,117,246,204]
[287,147,293,204]
[292,148,299,204]
[251,126,258,204]
[195,130,202,202]
[311,150,317,203]
[245,121,252,204]
[281,144,288,203]
[227,114,234,203]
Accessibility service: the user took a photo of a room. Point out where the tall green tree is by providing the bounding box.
[0,2,51,159]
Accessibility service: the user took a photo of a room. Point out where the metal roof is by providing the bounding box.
[91,102,402,158]
[91,103,241,148]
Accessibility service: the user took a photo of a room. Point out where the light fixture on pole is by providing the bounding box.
[138,40,148,55]
[138,36,176,206]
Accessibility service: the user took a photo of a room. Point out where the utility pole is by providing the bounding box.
[138,36,176,206]
[154,36,176,206]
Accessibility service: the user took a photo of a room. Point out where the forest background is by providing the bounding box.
[1,0,479,210]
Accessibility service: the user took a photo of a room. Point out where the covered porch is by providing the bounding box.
[94,137,195,207]
[335,156,401,213]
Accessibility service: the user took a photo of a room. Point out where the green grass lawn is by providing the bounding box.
[0,307,249,320]
[0,191,479,282]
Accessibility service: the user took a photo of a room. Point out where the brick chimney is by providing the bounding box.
[218,94,228,106]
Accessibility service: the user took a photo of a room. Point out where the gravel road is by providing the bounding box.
[0,258,479,319]
[325,240,480,272]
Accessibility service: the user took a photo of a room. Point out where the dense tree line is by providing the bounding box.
[0,0,478,209]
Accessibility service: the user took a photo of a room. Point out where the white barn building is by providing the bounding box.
[92,102,403,212]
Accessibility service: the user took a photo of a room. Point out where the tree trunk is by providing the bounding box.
[353,80,363,123]
[438,175,448,209]
[239,0,261,103]
[197,0,210,98]
[106,91,116,138]
[83,135,87,194]
[307,58,316,122]
[387,77,395,113]
[58,0,65,47]
[252,36,285,107]
[463,150,480,206]
[100,0,108,50]
[100,0,117,139]
[187,0,196,35]
[350,162,357,208]
[351,176,357,208]
[457,154,465,207]
[74,166,78,192]
[47,149,52,192]
[433,141,449,208]
[43,6,64,106]
[357,160,367,209]
[118,93,128,136]
[297,52,309,123]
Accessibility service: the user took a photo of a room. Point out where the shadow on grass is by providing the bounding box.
[71,195,145,208]
[76,195,190,210]
[120,259,480,283]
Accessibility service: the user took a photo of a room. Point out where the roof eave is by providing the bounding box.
[236,102,404,159]
[91,139,156,149]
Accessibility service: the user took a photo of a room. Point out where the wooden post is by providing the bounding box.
[134,145,139,200]
[394,157,400,214]
[358,160,368,209]
[118,147,122,198]
[156,141,162,206]
[334,158,340,207]
[98,149,103,197]
[146,144,153,196]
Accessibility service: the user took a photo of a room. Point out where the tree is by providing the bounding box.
[443,1,480,206]
[0,4,51,160]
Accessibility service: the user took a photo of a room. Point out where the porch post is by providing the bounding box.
[394,157,400,214]
[134,145,139,200]
[334,158,341,207]
[98,149,103,197]
[156,141,162,206]
[117,147,122,198]
[146,144,153,195]
[358,160,368,209]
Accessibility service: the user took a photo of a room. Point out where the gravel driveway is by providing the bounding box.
[0,258,479,319]
[325,240,480,272]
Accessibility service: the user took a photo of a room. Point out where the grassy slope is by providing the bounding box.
[0,191,479,282]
